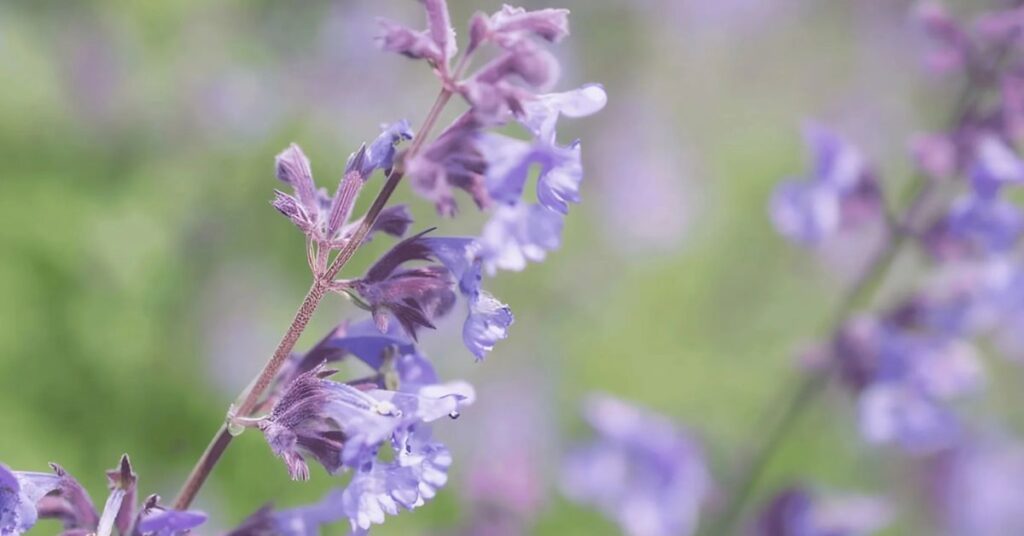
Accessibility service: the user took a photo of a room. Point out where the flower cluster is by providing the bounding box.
[560,395,711,536]
[228,1,605,533]
[3,0,603,534]
[759,2,1024,534]
[0,456,205,536]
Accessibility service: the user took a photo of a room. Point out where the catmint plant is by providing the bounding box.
[0,1,604,534]
[707,1,1024,534]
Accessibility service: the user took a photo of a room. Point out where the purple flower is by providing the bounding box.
[273,123,412,245]
[562,395,712,536]
[478,203,564,274]
[463,291,514,360]
[468,5,570,53]
[755,486,891,536]
[407,113,491,217]
[354,120,414,177]
[376,0,455,73]
[968,135,1024,198]
[914,2,971,74]
[519,84,608,144]
[832,316,983,453]
[922,194,1024,260]
[351,230,458,339]
[258,366,472,479]
[339,426,452,532]
[37,463,100,532]
[770,125,882,246]
[0,464,59,535]
[419,237,514,359]
[134,495,207,536]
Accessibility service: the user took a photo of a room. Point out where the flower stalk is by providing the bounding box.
[172,85,456,510]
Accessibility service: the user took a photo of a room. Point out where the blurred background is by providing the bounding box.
[0,0,1000,534]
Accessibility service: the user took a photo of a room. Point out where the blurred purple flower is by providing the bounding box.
[914,2,971,75]
[832,316,983,453]
[376,0,456,76]
[770,125,882,246]
[922,194,1024,261]
[468,5,570,53]
[458,374,553,535]
[929,436,1024,535]
[754,486,891,536]
[562,395,712,536]
[968,135,1024,198]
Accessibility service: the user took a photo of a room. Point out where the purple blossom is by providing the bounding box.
[922,194,1024,260]
[350,232,514,359]
[562,395,712,536]
[468,5,570,53]
[770,125,882,246]
[407,113,491,216]
[463,290,514,360]
[272,122,413,245]
[754,486,891,536]
[339,426,452,532]
[258,366,472,479]
[915,2,971,75]
[478,202,564,274]
[0,464,59,535]
[134,495,207,536]
[968,135,1024,198]
[928,436,1024,535]
[831,316,983,453]
[375,0,455,73]
[354,120,414,177]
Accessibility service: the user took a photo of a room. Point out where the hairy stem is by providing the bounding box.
[172,85,456,511]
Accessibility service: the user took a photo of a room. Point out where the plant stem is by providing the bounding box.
[173,281,326,509]
[172,85,455,511]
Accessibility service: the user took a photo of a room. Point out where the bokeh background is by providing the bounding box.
[0,0,1004,534]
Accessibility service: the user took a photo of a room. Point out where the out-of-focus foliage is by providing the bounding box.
[1,0,1010,534]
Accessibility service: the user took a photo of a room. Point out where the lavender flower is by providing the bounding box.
[272,122,413,247]
[769,125,882,246]
[376,0,456,74]
[350,230,458,339]
[831,315,983,453]
[338,426,452,532]
[468,5,570,53]
[1,457,203,536]
[0,464,59,535]
[562,395,712,536]
[258,366,472,480]
[754,486,890,536]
